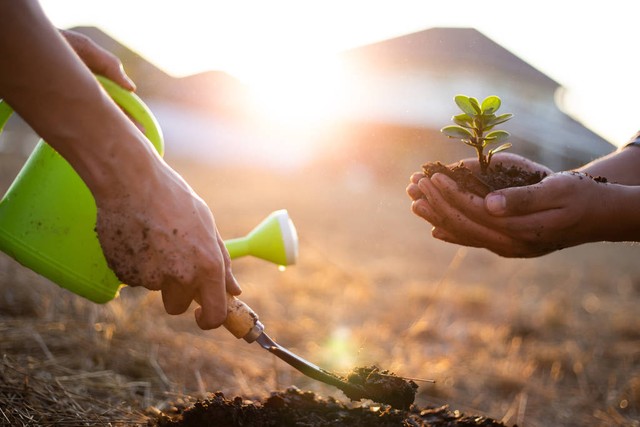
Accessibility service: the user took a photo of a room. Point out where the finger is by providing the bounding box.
[162,281,196,315]
[194,263,227,330]
[485,175,564,216]
[195,288,227,330]
[410,172,426,184]
[406,182,425,201]
[412,198,437,223]
[217,234,242,296]
[424,173,487,221]
[418,176,517,250]
[433,225,542,258]
[61,30,136,91]
[416,178,458,228]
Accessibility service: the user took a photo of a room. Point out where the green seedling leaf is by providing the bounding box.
[481,96,501,114]
[469,97,482,114]
[487,143,513,165]
[490,142,512,154]
[485,130,510,144]
[454,95,477,116]
[453,113,473,128]
[486,113,514,127]
[479,114,497,129]
[441,125,473,139]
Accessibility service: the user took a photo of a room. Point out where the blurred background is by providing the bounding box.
[1,2,639,426]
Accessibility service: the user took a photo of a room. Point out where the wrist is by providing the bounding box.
[82,132,163,202]
[52,99,163,200]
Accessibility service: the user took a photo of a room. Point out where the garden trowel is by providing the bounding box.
[222,294,369,400]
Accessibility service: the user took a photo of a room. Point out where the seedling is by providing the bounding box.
[441,94,513,174]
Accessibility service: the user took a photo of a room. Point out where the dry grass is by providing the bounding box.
[1,153,639,426]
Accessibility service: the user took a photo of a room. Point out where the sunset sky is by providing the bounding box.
[41,0,638,146]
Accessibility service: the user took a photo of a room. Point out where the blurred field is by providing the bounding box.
[1,151,639,426]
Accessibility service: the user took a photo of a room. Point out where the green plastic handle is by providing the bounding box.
[0,100,11,133]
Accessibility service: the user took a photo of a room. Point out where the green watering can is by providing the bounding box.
[0,76,298,303]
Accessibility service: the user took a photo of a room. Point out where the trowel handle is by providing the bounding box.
[223,293,263,342]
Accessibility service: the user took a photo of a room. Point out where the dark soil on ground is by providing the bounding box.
[151,387,511,427]
[342,365,418,410]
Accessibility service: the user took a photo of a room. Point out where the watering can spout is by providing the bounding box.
[225,209,299,267]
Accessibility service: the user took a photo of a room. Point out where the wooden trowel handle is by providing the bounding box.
[223,293,261,340]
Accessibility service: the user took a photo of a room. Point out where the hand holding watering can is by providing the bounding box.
[0,75,298,327]
[0,7,297,329]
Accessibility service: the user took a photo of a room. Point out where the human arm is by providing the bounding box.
[577,140,640,185]
[0,0,240,328]
[406,148,640,258]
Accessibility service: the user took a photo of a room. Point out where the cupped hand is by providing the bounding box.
[60,29,136,91]
[94,162,241,330]
[412,170,612,257]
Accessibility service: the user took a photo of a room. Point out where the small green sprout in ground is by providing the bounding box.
[441,94,513,174]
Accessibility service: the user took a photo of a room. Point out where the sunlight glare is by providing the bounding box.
[319,326,358,371]
[238,54,347,128]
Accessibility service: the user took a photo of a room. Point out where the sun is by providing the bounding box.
[233,54,348,128]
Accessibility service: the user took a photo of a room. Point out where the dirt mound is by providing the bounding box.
[342,365,418,409]
[152,387,509,427]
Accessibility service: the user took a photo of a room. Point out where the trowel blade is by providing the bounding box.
[254,332,366,399]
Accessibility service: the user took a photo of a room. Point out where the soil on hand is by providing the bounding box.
[152,387,510,427]
[423,161,547,197]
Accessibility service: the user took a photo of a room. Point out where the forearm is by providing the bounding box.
[590,183,640,243]
[0,0,158,197]
[577,143,640,185]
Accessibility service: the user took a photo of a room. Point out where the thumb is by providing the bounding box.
[485,183,552,216]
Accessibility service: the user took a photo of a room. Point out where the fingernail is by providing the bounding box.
[125,75,137,91]
[414,199,429,216]
[486,194,506,215]
[432,227,443,239]
[431,173,445,186]
[417,177,429,190]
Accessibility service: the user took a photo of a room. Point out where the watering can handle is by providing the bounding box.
[0,99,12,134]
[94,75,164,154]
[0,75,164,154]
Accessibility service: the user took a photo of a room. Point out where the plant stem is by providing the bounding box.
[473,119,489,174]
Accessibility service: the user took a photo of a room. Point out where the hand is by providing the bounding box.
[95,159,241,330]
[411,169,614,257]
[60,29,136,91]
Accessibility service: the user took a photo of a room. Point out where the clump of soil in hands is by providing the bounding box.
[422,161,547,197]
[151,387,510,427]
[342,365,418,410]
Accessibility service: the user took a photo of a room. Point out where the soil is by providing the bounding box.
[341,365,418,409]
[151,387,510,427]
[422,161,547,197]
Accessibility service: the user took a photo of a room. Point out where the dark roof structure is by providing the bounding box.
[343,27,559,90]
